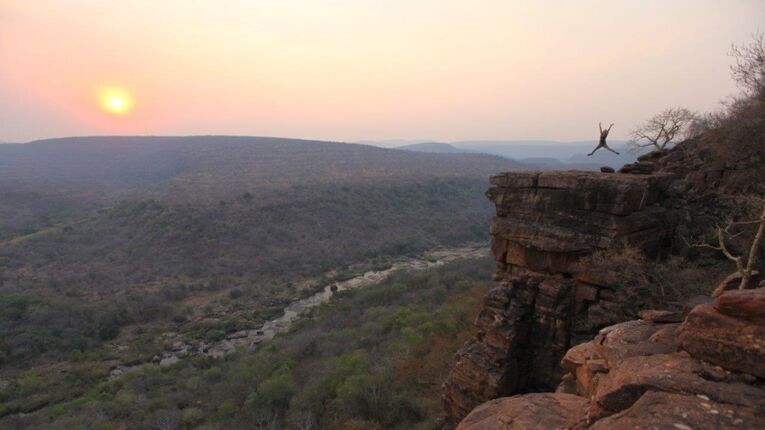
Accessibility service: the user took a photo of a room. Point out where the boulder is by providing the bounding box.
[592,320,677,369]
[590,391,763,430]
[455,393,588,430]
[455,303,765,429]
[677,303,765,378]
[712,271,762,297]
[713,287,765,324]
[593,353,765,413]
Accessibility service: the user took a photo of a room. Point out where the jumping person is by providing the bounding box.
[588,122,619,156]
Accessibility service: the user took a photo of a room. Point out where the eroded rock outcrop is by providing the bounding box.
[440,171,677,428]
[678,288,765,379]
[487,171,674,275]
[441,274,576,422]
[456,289,765,430]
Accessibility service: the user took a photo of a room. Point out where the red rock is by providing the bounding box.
[590,391,764,430]
[647,324,680,349]
[586,359,608,373]
[441,171,681,429]
[486,171,673,276]
[593,320,676,369]
[593,353,765,413]
[638,309,684,323]
[457,312,765,430]
[677,303,765,378]
[561,342,597,372]
[455,393,588,430]
[575,361,603,395]
[555,373,578,395]
[713,287,765,324]
[712,271,762,297]
[440,274,577,428]
[444,157,765,429]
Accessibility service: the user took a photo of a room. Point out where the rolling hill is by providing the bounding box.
[0,136,521,234]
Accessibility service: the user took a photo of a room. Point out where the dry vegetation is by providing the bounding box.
[0,258,494,430]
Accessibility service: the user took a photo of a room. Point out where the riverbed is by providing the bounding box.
[110,244,488,378]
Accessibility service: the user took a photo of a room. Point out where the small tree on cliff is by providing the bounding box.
[687,198,765,290]
[628,107,698,151]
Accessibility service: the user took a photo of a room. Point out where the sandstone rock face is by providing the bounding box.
[444,152,765,429]
[455,393,587,430]
[441,275,575,422]
[590,391,763,430]
[713,287,765,324]
[457,307,765,430]
[678,288,765,378]
[487,171,673,274]
[712,271,763,297]
[440,171,676,429]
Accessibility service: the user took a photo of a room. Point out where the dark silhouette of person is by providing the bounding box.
[588,122,619,155]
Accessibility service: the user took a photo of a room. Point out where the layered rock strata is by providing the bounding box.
[440,171,676,428]
[456,288,765,430]
[486,171,674,276]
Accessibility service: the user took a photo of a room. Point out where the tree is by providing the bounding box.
[628,107,698,151]
[687,199,765,290]
[729,32,765,98]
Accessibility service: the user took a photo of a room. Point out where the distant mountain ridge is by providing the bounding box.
[396,142,477,154]
[0,136,523,198]
[0,135,524,236]
[374,139,646,169]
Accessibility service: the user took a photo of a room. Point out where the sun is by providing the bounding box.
[98,87,134,115]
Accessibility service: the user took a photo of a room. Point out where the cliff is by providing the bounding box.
[440,171,678,427]
[440,141,765,429]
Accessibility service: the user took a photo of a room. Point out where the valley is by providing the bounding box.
[0,136,505,429]
[3,5,764,429]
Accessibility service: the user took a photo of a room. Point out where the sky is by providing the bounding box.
[1,1,763,143]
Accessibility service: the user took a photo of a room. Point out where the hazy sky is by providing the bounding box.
[1,1,763,143]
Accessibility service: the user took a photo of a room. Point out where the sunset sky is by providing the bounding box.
[1,1,763,143]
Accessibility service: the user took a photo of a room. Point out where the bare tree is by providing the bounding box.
[686,199,765,290]
[729,32,765,97]
[628,107,698,151]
